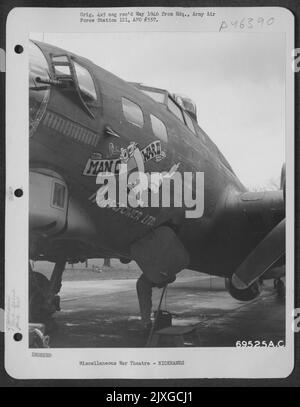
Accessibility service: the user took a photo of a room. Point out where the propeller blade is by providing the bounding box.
[232,218,285,289]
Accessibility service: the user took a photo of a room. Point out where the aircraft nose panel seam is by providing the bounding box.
[42,111,99,147]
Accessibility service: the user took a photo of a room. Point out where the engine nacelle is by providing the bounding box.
[225,277,261,301]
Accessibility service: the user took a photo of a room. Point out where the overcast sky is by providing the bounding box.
[31,32,286,189]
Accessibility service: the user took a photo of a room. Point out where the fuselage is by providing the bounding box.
[29,40,284,278]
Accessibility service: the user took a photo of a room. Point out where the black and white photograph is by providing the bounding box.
[4,6,295,379]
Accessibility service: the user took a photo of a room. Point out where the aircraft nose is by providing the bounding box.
[29,41,50,136]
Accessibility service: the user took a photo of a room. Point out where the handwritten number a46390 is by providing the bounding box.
[219,17,275,32]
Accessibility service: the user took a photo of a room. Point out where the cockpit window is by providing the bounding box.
[73,62,97,102]
[52,55,68,63]
[150,115,168,142]
[141,90,165,104]
[122,97,144,127]
[183,111,196,134]
[167,97,185,124]
[54,64,71,77]
[52,55,72,77]
[173,94,197,120]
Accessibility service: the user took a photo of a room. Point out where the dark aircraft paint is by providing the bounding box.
[29,40,285,280]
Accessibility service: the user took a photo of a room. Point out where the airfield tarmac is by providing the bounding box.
[43,266,285,348]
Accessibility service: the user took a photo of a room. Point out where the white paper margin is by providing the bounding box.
[5,6,295,379]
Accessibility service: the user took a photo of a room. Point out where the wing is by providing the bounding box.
[232,218,285,289]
